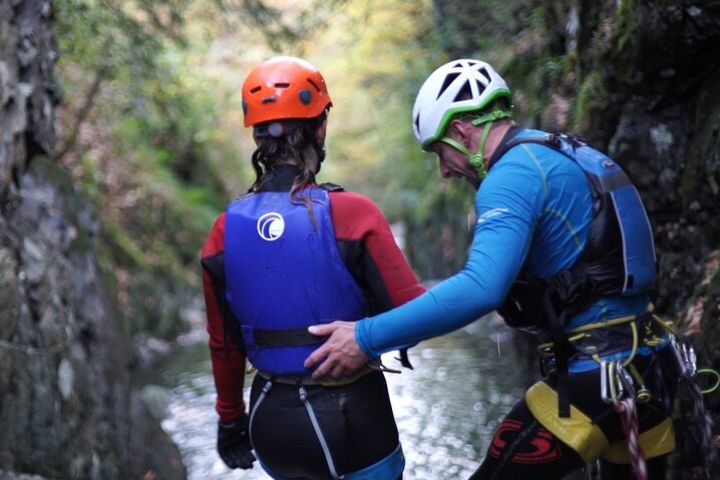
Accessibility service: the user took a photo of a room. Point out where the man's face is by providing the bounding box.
[432,141,481,189]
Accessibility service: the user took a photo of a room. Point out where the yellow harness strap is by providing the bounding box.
[526,381,676,463]
[526,381,609,462]
[603,417,675,464]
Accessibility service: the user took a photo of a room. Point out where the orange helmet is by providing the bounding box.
[242,56,332,127]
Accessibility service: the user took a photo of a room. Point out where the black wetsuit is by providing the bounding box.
[250,372,401,478]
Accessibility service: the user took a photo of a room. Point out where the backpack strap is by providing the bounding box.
[491,132,584,165]
[317,182,345,192]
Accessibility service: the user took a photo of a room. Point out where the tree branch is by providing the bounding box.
[54,66,108,162]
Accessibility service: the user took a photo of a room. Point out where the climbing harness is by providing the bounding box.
[536,310,713,479]
[255,361,395,388]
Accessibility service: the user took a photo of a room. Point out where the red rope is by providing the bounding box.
[615,398,647,480]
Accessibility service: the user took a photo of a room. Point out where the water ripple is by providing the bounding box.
[147,320,527,479]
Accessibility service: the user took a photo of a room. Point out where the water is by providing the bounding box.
[143,317,532,479]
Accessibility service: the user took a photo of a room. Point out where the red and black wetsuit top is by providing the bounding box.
[201,165,425,422]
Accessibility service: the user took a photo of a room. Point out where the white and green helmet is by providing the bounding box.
[412,59,512,151]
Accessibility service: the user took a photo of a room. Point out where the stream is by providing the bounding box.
[141,316,534,479]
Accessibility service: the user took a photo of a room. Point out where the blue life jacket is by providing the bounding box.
[497,133,656,330]
[224,187,366,376]
[494,132,659,418]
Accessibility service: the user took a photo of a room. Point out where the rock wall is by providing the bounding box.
[0,1,184,478]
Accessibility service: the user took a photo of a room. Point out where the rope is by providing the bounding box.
[614,397,647,480]
[697,368,720,395]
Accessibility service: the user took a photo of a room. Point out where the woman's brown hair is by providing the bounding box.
[250,113,327,223]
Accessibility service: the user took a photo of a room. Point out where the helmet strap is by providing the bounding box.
[439,108,512,178]
[439,136,487,178]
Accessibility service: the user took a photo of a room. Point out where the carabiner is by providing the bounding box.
[615,361,636,399]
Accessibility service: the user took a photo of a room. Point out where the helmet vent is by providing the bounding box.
[452,62,464,68]
[307,78,321,92]
[249,86,262,94]
[274,83,290,88]
[477,67,491,83]
[454,80,474,102]
[414,114,420,132]
[437,72,460,99]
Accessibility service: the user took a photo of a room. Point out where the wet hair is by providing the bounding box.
[250,112,327,195]
[250,113,327,225]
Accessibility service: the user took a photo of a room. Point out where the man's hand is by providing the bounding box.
[217,414,255,469]
[304,321,368,379]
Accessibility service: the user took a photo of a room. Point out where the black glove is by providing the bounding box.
[217,414,255,469]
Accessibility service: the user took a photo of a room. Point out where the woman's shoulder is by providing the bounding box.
[324,188,389,237]
[327,189,383,216]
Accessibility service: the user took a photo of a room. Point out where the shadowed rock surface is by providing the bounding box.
[0,1,185,478]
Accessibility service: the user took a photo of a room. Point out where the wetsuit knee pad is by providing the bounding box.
[525,381,675,463]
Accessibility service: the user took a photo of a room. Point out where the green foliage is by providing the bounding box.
[574,71,606,132]
[613,0,638,57]
[63,0,718,329]
[55,0,231,338]
[213,0,348,53]
[54,0,370,338]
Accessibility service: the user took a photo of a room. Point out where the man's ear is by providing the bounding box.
[448,119,471,144]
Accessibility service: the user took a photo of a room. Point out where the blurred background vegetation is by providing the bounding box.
[52,0,720,346]
[52,0,466,339]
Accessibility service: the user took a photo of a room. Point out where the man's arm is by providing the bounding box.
[307,153,546,377]
[310,191,426,377]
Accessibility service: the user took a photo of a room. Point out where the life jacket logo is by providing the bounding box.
[257,212,285,241]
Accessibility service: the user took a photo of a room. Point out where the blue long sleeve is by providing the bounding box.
[356,146,549,358]
[356,133,653,372]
